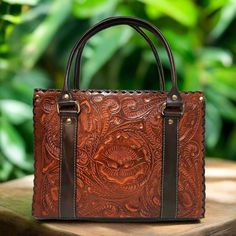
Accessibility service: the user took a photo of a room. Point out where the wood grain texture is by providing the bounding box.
[0,159,235,236]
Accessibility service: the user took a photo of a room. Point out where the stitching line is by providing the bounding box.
[34,88,204,95]
[175,117,179,218]
[59,116,63,218]
[161,117,166,218]
[73,116,77,218]
[32,97,37,217]
[202,96,206,217]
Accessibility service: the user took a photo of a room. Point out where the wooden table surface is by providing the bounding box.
[0,158,236,236]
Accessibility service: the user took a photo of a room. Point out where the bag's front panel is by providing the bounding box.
[75,91,164,218]
[33,89,204,220]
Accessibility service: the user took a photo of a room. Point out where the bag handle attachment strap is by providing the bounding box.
[58,110,78,219]
[58,16,183,220]
[74,24,165,91]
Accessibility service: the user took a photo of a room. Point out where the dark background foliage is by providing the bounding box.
[0,0,236,182]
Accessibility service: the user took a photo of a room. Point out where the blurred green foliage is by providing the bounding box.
[0,0,236,182]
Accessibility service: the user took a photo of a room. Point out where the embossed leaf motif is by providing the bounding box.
[33,90,204,219]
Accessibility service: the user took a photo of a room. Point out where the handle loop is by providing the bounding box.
[73,25,165,91]
[60,16,183,111]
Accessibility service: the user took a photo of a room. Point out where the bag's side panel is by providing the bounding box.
[178,93,205,219]
[32,90,60,218]
[75,91,165,218]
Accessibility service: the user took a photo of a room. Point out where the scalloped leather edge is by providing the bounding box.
[201,96,206,218]
[32,89,206,220]
[34,88,204,94]
[32,96,37,218]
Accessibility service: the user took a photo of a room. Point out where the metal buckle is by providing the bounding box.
[160,102,167,115]
[160,102,185,116]
[57,100,80,114]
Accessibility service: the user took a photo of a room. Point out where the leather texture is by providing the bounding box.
[59,113,77,218]
[33,89,205,220]
[161,116,179,218]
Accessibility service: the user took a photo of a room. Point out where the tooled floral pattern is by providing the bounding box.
[33,94,60,217]
[33,90,204,219]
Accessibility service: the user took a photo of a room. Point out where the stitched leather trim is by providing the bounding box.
[32,96,38,217]
[161,115,180,218]
[59,113,77,218]
[202,98,206,218]
[34,88,204,94]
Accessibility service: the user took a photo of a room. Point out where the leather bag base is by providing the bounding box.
[32,89,205,221]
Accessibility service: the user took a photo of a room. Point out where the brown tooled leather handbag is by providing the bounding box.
[32,16,205,221]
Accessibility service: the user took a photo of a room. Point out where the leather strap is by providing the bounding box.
[73,25,165,91]
[59,111,78,218]
[161,111,181,219]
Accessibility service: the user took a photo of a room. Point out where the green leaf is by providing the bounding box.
[0,69,51,105]
[209,0,236,40]
[2,0,39,5]
[206,88,236,122]
[183,63,201,91]
[73,0,118,18]
[211,81,236,101]
[0,118,32,171]
[145,4,163,19]
[0,154,13,182]
[200,47,233,67]
[1,15,22,24]
[13,167,28,179]
[13,68,52,89]
[81,27,133,88]
[0,59,10,70]
[139,0,198,27]
[207,0,231,12]
[207,67,236,100]
[21,0,72,68]
[0,100,32,124]
[205,103,222,148]
[21,3,52,22]
[226,126,236,160]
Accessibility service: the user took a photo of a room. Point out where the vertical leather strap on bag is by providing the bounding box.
[161,110,182,218]
[57,16,183,219]
[58,101,80,219]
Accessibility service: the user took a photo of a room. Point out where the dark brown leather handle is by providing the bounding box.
[74,25,165,90]
[61,16,183,110]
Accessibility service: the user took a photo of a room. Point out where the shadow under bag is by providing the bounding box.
[32,16,205,221]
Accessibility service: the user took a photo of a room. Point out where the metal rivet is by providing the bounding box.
[199,96,204,101]
[172,94,177,101]
[63,94,69,100]
[168,119,174,125]
[144,98,151,103]
[35,94,40,102]
[65,118,72,124]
